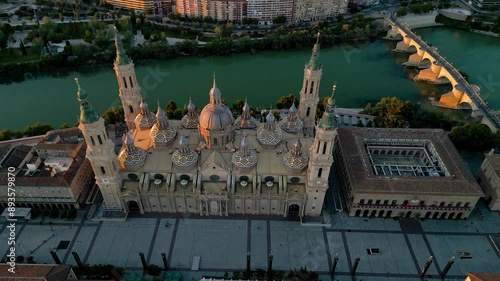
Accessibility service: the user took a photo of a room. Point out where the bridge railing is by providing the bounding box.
[391,19,500,127]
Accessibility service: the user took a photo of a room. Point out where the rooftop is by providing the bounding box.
[0,264,73,281]
[336,127,484,196]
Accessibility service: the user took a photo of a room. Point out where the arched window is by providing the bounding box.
[213,138,218,145]
[100,166,106,174]
[310,81,314,94]
[322,142,327,154]
[97,135,103,145]
[306,107,310,117]
[122,77,128,88]
[316,141,321,153]
[305,80,308,92]
[129,105,134,113]
[129,76,134,88]
[90,136,95,146]
[318,168,323,178]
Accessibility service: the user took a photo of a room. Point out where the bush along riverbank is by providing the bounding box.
[0,15,389,84]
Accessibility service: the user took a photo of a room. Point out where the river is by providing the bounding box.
[0,26,498,131]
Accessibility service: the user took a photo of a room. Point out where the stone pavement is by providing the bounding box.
[1,199,500,281]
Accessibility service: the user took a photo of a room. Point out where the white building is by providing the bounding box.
[293,0,348,22]
[247,0,294,25]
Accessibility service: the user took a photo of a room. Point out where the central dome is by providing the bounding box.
[199,104,234,130]
[199,74,234,131]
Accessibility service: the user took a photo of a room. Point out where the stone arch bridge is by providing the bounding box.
[384,19,500,132]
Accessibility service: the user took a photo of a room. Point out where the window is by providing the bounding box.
[318,168,323,178]
[122,77,128,88]
[432,201,437,206]
[213,138,218,145]
[464,202,470,207]
[90,136,95,146]
[448,202,454,207]
[456,202,461,207]
[383,200,389,205]
[391,200,397,205]
[129,76,134,88]
[419,200,425,206]
[316,141,321,153]
[306,107,310,117]
[440,202,445,207]
[97,135,103,145]
[310,81,314,94]
[403,200,408,206]
[129,105,134,113]
[100,166,106,174]
[375,200,380,205]
[360,199,365,204]
[322,143,327,154]
[367,199,373,205]
[305,80,308,92]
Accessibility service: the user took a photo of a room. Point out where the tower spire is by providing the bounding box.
[307,32,321,70]
[318,84,337,130]
[75,78,100,124]
[209,72,222,105]
[114,26,130,66]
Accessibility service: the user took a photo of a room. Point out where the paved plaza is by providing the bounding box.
[1,199,500,281]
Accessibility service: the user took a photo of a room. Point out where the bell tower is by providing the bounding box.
[75,78,124,212]
[298,32,323,137]
[305,85,338,216]
[113,26,143,131]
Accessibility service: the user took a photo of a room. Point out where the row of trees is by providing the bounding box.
[0,122,53,141]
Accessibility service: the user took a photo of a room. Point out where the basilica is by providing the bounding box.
[75,29,337,218]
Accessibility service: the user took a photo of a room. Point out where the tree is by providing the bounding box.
[272,15,287,25]
[275,94,298,109]
[0,129,12,141]
[101,106,124,125]
[360,97,416,128]
[287,266,319,281]
[145,264,161,276]
[49,209,59,218]
[26,256,36,264]
[336,14,345,23]
[16,256,25,263]
[232,99,245,114]
[23,123,54,137]
[60,123,71,129]
[397,7,408,17]
[20,40,28,56]
[448,123,496,152]
[144,8,153,16]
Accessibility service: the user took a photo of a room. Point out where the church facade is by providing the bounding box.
[75,30,337,218]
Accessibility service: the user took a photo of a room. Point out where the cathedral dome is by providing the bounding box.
[199,105,234,130]
[199,74,234,131]
[181,97,199,129]
[134,100,156,129]
[150,101,176,145]
[118,132,147,168]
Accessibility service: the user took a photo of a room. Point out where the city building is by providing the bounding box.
[477,150,500,211]
[247,0,294,25]
[76,32,333,218]
[293,0,347,22]
[469,0,500,10]
[466,273,500,281]
[437,8,472,21]
[106,0,171,14]
[0,128,95,210]
[176,0,247,22]
[176,0,204,18]
[334,127,484,219]
[0,264,77,280]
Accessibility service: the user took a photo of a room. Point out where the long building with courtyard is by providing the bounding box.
[0,128,95,210]
[333,127,484,219]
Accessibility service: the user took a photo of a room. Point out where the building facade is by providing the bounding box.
[334,127,484,219]
[477,150,500,211]
[293,0,347,22]
[176,0,247,21]
[75,31,333,218]
[247,0,294,25]
[106,0,171,14]
[0,129,95,210]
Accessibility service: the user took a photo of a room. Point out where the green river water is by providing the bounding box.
[0,26,499,130]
